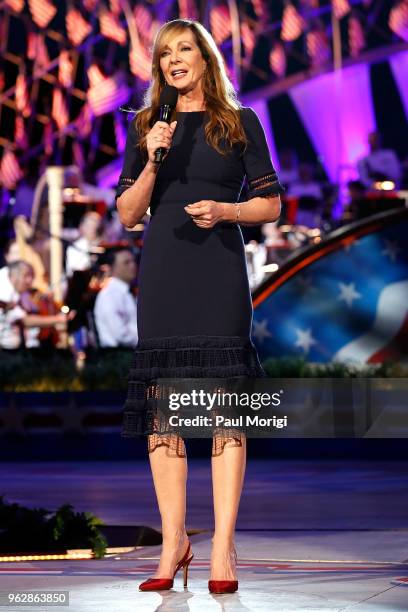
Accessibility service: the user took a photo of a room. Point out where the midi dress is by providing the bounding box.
[115,107,284,457]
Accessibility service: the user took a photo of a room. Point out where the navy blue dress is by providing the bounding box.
[116,107,284,456]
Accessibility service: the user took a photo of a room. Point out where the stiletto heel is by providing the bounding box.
[183,557,190,587]
[139,539,194,591]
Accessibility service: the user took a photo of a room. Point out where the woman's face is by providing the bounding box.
[159,29,206,95]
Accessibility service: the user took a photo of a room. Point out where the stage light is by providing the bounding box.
[373,181,396,191]
[61,305,70,314]
[262,263,279,273]
[0,552,93,562]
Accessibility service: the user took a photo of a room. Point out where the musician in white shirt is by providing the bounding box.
[94,248,138,348]
[0,261,69,349]
[357,131,401,189]
[65,211,102,277]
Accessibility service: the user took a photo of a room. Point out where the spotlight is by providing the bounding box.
[373,181,395,191]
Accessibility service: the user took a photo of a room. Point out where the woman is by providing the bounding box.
[116,19,283,593]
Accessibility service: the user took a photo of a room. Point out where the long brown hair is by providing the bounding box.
[134,19,248,159]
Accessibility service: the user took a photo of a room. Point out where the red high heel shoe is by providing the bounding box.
[208,546,238,593]
[139,539,194,591]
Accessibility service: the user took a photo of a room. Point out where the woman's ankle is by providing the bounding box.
[161,528,188,548]
[212,533,235,549]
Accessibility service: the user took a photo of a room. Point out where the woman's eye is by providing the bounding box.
[161,47,191,56]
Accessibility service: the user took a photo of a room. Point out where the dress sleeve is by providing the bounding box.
[240,107,285,199]
[115,119,145,201]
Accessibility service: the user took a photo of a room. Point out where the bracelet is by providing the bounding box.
[235,204,241,223]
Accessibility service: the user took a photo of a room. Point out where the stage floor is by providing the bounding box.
[0,460,407,611]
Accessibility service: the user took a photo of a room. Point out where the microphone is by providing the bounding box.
[154,84,178,164]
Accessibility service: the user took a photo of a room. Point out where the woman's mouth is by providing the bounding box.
[171,70,188,80]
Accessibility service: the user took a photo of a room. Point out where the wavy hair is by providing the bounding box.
[133,19,248,159]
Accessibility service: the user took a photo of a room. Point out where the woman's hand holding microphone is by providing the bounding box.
[146,120,178,165]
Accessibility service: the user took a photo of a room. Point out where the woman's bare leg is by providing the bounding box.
[210,435,247,580]
[148,436,189,577]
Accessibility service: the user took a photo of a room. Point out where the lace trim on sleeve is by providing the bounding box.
[115,177,137,201]
[118,177,136,186]
[248,172,285,198]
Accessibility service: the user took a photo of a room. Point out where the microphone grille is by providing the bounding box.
[159,84,178,108]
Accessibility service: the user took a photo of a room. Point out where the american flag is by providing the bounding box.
[109,0,121,16]
[43,119,54,155]
[83,0,98,11]
[134,3,153,34]
[99,9,127,46]
[27,32,50,70]
[27,32,37,60]
[129,39,152,82]
[15,72,31,118]
[72,141,85,169]
[0,150,23,189]
[87,74,130,116]
[134,3,156,50]
[210,4,232,45]
[58,50,74,88]
[28,0,57,29]
[253,218,408,365]
[251,0,269,22]
[389,0,408,42]
[269,41,287,78]
[307,27,331,67]
[74,104,93,139]
[66,8,92,47]
[14,115,28,148]
[281,3,305,42]
[331,0,350,20]
[178,0,199,20]
[4,0,24,12]
[348,14,365,57]
[51,88,69,131]
[241,21,256,58]
[87,63,105,88]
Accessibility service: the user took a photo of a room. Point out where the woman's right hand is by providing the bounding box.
[146,120,178,164]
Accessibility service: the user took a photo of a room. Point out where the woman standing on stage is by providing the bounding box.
[116,19,283,593]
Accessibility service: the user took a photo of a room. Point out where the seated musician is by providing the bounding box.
[0,261,71,350]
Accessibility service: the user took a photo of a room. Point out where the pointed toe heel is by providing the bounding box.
[139,540,194,592]
[139,577,173,591]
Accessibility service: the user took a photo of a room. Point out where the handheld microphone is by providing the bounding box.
[154,84,178,164]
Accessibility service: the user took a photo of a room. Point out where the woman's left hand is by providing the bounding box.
[184,200,224,229]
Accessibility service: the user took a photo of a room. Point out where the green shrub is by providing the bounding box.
[0,496,107,557]
[0,349,406,392]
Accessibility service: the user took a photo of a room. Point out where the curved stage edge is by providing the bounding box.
[252,208,408,365]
